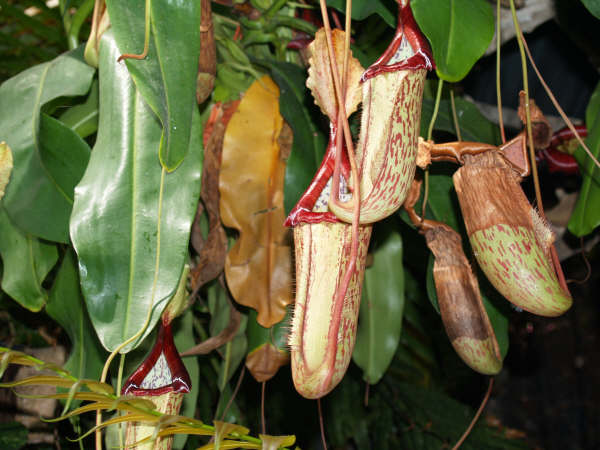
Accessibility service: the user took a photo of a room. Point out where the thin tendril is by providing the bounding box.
[422,79,444,220]
[450,88,462,141]
[509,0,544,215]
[452,378,494,450]
[318,398,328,450]
[118,0,151,61]
[318,0,360,373]
[261,381,266,435]
[219,366,246,421]
[116,353,126,450]
[517,28,600,171]
[566,237,592,285]
[496,0,506,143]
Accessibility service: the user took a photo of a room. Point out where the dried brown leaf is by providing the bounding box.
[191,102,239,294]
[245,343,290,383]
[219,76,293,328]
[181,293,241,356]
[306,28,364,122]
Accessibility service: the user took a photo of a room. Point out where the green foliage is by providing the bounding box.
[0,207,58,311]
[412,0,495,82]
[0,1,595,448]
[0,421,28,450]
[105,0,201,171]
[267,61,327,214]
[581,0,600,18]
[46,250,106,380]
[69,31,202,353]
[352,221,405,384]
[569,80,600,236]
[0,46,95,242]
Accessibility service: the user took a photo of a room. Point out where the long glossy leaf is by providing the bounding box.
[412,0,494,82]
[70,31,202,353]
[267,61,327,214]
[46,250,106,380]
[105,0,200,171]
[0,207,58,311]
[0,46,95,242]
[352,223,405,384]
[569,81,600,236]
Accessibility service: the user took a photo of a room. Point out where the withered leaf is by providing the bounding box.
[306,28,364,122]
[190,102,239,294]
[245,343,289,383]
[181,291,241,357]
[219,76,293,328]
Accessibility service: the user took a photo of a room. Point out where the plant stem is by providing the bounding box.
[517,28,600,171]
[67,0,94,49]
[496,0,506,143]
[450,88,462,141]
[422,79,444,220]
[509,0,544,215]
[116,353,126,450]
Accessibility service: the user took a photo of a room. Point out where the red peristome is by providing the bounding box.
[121,317,191,397]
[361,1,434,81]
[535,125,587,175]
[284,124,351,227]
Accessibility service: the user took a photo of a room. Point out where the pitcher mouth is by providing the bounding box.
[121,317,191,397]
[361,1,434,82]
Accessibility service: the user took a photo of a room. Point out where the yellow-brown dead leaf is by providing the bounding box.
[306,28,364,122]
[219,75,293,328]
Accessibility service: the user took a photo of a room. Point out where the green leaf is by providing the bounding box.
[0,46,95,242]
[581,0,600,19]
[207,282,248,391]
[327,0,395,28]
[412,0,494,82]
[266,61,327,214]
[0,421,28,450]
[70,31,203,353]
[352,222,405,384]
[246,309,288,354]
[46,250,106,381]
[105,0,200,171]
[481,291,509,359]
[421,96,501,144]
[172,309,200,450]
[569,80,600,236]
[58,78,99,139]
[0,207,58,311]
